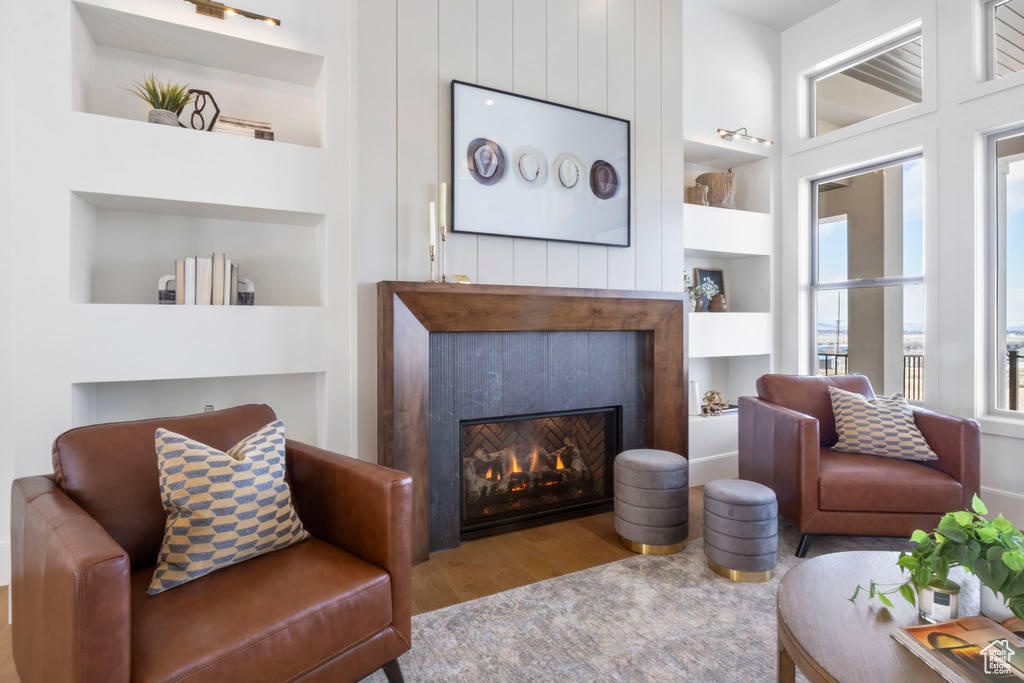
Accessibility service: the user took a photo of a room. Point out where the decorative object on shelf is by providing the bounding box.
[439,182,448,282]
[685,183,709,206]
[125,74,194,126]
[694,294,706,312]
[237,277,255,305]
[182,0,281,25]
[694,268,725,309]
[451,80,630,247]
[695,168,737,209]
[850,495,1024,621]
[426,201,437,283]
[717,126,773,147]
[177,89,220,131]
[688,381,702,417]
[158,275,176,304]
[701,391,728,416]
[683,273,711,313]
[708,294,728,313]
[159,255,252,305]
[214,116,274,141]
[453,275,472,284]
[915,578,960,623]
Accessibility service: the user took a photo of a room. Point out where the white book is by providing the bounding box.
[184,257,196,305]
[196,257,213,305]
[212,253,225,306]
[223,259,232,305]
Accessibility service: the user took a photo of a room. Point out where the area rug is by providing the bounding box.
[366,522,911,682]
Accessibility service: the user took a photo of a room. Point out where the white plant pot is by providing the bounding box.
[980,584,1015,622]
[148,109,180,126]
[688,381,702,417]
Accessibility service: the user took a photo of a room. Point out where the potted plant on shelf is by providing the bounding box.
[125,74,194,126]
[684,274,709,313]
[851,495,1024,622]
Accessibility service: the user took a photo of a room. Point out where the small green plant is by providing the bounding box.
[124,74,194,112]
[683,274,711,305]
[850,495,1024,619]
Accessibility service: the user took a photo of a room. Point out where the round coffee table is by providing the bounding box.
[777,551,979,682]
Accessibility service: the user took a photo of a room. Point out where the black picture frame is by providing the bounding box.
[694,268,726,300]
[450,80,631,248]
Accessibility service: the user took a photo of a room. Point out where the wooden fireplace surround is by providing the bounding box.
[377,281,688,563]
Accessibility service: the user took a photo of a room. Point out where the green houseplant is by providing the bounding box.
[125,74,194,126]
[851,495,1024,620]
[683,274,710,313]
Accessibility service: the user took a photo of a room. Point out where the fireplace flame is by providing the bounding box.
[556,454,566,470]
[485,466,493,479]
[510,456,521,474]
[529,446,541,472]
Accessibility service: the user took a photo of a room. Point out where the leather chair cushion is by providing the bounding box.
[817,450,962,514]
[53,404,278,569]
[131,538,393,683]
[756,374,875,446]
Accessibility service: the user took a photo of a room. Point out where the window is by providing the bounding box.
[810,34,923,137]
[812,156,925,399]
[990,129,1024,413]
[987,0,1024,79]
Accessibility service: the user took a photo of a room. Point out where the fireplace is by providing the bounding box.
[460,407,619,539]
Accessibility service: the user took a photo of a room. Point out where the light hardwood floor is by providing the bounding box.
[0,487,705,679]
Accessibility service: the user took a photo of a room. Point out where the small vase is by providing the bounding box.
[688,299,696,313]
[688,381,702,417]
[918,578,960,623]
[148,109,180,126]
[708,294,728,313]
[694,295,706,313]
[981,584,1014,621]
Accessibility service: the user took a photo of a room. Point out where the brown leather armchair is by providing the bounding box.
[11,404,412,683]
[739,375,980,558]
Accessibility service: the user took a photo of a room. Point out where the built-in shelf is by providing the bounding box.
[71,371,324,445]
[72,1,326,147]
[683,204,772,256]
[684,139,771,214]
[689,354,770,407]
[688,313,772,358]
[684,252,770,314]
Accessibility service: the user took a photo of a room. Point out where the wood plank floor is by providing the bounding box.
[411,486,704,615]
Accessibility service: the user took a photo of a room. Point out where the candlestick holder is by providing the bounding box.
[426,244,436,283]
[440,229,448,282]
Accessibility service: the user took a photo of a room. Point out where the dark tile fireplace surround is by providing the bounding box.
[429,331,647,551]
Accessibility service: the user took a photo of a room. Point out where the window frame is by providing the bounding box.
[809,153,926,398]
[984,0,1023,82]
[807,31,924,139]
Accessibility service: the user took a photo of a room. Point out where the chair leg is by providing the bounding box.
[795,534,813,558]
[382,659,404,683]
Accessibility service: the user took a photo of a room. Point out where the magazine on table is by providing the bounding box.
[892,615,1024,681]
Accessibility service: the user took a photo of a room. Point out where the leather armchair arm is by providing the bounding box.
[286,440,413,647]
[913,408,981,509]
[11,476,130,683]
[739,396,821,532]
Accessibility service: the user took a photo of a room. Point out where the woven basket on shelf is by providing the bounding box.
[685,183,709,206]
[695,168,736,209]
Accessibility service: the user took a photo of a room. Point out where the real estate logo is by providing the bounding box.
[981,639,1016,676]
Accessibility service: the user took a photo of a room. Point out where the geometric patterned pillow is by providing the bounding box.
[828,386,938,462]
[148,420,309,595]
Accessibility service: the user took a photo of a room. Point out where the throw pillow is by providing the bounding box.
[149,420,309,595]
[828,386,938,462]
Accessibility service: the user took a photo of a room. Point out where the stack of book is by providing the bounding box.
[173,254,241,305]
[213,115,275,141]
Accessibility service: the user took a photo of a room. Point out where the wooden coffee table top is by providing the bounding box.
[776,551,980,683]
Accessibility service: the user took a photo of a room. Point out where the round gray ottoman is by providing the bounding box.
[703,479,778,582]
[614,449,688,555]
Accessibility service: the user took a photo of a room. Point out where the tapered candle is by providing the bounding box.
[429,202,436,246]
[439,183,447,236]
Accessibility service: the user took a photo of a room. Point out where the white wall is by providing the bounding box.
[352,0,686,462]
[781,0,1024,524]
[0,0,15,585]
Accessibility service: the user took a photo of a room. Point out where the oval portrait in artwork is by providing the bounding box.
[590,160,619,200]
[513,145,548,189]
[552,153,584,191]
[467,138,506,186]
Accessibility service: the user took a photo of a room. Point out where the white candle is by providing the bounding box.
[439,183,447,235]
[429,202,436,247]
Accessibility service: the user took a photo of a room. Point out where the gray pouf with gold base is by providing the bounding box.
[614,449,688,555]
[703,478,778,583]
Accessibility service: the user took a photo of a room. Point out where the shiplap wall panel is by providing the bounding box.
[439,0,479,284]
[661,0,686,292]
[396,0,439,282]
[633,0,662,291]
[475,0,515,285]
[605,0,637,290]
[545,0,580,288]
[578,0,610,289]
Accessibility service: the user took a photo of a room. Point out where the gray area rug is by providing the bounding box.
[367,521,911,682]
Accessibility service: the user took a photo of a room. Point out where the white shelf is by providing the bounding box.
[684,139,771,169]
[683,204,772,257]
[689,313,772,358]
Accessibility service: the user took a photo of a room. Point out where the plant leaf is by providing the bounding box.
[899,583,916,606]
[979,526,999,544]
[936,524,966,543]
[897,555,920,571]
[973,494,989,515]
[850,585,861,601]
[993,514,1014,533]
[913,567,932,589]
[878,592,894,608]
[911,529,929,544]
[1004,551,1024,574]
[952,511,973,526]
[931,556,951,582]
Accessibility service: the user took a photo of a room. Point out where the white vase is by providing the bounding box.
[689,381,702,417]
[981,584,1015,622]
[148,109,180,126]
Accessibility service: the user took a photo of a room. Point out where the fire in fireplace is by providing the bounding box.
[460,407,619,539]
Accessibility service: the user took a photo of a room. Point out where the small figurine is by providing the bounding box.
[701,390,729,417]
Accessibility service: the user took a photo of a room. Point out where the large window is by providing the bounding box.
[810,33,923,137]
[991,130,1024,413]
[812,156,925,399]
[987,0,1024,79]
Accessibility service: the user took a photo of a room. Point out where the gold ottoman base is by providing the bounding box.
[617,533,685,555]
[707,558,774,583]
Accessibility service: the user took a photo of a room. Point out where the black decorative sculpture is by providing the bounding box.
[176,89,220,132]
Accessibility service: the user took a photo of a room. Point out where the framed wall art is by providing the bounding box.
[451,80,631,247]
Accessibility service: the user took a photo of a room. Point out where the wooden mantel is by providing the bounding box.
[377,281,688,563]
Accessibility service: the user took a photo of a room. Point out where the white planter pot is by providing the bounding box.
[980,584,1015,622]
[148,109,180,126]
[688,381,702,416]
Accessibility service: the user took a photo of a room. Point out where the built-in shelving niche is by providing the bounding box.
[71,1,326,148]
[71,371,325,445]
[684,139,771,215]
[71,191,325,306]
[689,354,770,414]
